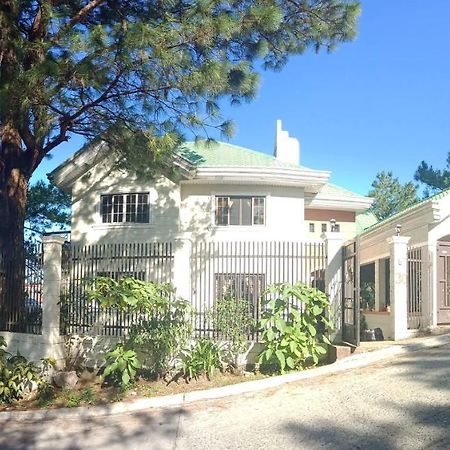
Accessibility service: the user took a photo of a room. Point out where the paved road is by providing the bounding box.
[1,344,450,450]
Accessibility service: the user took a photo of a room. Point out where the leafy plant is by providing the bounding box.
[103,344,141,388]
[0,339,46,404]
[207,297,253,370]
[179,339,223,382]
[89,277,192,379]
[258,283,333,374]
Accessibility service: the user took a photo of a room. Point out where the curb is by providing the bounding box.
[1,333,449,422]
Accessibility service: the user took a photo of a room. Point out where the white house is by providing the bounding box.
[359,189,450,339]
[49,120,374,245]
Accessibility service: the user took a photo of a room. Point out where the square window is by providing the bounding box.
[215,196,265,226]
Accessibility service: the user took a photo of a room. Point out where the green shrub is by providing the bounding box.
[88,277,192,380]
[207,297,253,370]
[258,283,333,374]
[0,337,47,404]
[179,338,223,382]
[103,343,141,388]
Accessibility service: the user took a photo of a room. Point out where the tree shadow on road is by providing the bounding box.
[0,406,189,450]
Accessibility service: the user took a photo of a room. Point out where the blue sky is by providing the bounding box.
[33,0,450,196]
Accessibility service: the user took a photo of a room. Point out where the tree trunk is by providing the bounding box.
[0,123,28,331]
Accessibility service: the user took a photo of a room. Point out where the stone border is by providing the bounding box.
[2,333,449,422]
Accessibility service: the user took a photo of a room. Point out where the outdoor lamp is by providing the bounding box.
[395,224,402,236]
[330,218,336,232]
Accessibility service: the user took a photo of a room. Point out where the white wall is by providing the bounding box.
[180,183,305,242]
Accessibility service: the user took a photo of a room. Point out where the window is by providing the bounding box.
[101,193,150,224]
[321,223,327,233]
[215,196,265,226]
[309,223,315,233]
[215,273,265,305]
[334,224,340,232]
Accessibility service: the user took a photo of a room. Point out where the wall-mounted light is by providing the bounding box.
[395,224,402,236]
[330,218,336,232]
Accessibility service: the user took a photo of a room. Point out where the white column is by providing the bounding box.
[323,232,345,340]
[42,235,66,363]
[173,238,192,301]
[387,235,411,340]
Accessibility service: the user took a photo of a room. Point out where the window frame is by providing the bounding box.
[214,195,266,227]
[100,192,151,225]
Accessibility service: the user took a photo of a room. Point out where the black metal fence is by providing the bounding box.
[0,242,43,334]
[60,240,327,339]
[60,242,174,335]
[407,246,423,330]
[191,241,327,340]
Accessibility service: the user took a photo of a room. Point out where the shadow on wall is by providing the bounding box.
[71,157,215,244]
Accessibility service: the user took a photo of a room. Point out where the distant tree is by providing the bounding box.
[368,171,418,221]
[26,181,71,234]
[415,153,450,197]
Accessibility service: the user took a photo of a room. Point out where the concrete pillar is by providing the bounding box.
[387,235,411,340]
[42,235,66,363]
[173,238,192,301]
[323,232,345,340]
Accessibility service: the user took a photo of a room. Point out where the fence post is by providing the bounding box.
[42,235,66,364]
[387,235,411,340]
[173,238,192,302]
[323,232,345,341]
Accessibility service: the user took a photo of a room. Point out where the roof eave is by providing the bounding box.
[184,166,331,188]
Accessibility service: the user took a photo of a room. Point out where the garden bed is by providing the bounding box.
[0,371,265,412]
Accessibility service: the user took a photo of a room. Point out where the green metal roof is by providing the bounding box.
[318,183,366,199]
[355,212,378,235]
[361,187,450,235]
[176,141,303,169]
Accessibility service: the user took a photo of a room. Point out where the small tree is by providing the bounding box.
[207,297,254,370]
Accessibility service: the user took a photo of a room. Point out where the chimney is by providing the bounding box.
[274,119,300,166]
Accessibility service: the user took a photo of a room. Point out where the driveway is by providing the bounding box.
[1,344,449,450]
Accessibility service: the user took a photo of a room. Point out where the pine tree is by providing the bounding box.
[0,0,360,315]
[368,171,418,221]
[415,153,450,197]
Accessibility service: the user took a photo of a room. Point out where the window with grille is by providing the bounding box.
[309,223,315,232]
[215,273,265,305]
[215,196,265,226]
[100,193,150,224]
